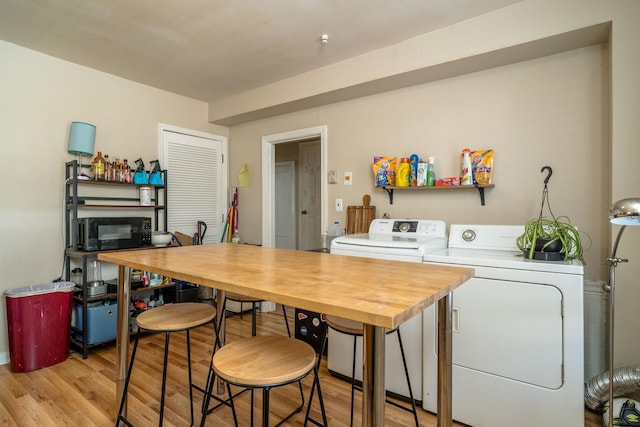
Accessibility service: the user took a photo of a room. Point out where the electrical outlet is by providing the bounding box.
[335,198,343,212]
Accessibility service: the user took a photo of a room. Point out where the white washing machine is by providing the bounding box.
[422,224,584,427]
[329,218,448,402]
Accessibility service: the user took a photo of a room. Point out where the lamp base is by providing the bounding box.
[73,154,92,180]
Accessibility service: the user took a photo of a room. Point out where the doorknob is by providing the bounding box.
[301,210,307,215]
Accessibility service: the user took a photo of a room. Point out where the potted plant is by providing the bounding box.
[516,216,585,260]
[516,167,588,261]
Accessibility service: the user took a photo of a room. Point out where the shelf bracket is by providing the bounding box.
[475,185,486,206]
[383,187,394,204]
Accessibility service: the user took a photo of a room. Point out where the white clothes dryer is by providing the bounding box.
[422,224,584,427]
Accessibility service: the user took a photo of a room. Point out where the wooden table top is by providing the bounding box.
[99,244,473,330]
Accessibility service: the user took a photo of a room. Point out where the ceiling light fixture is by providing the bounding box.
[321,34,329,44]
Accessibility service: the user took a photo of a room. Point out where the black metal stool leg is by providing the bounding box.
[115,331,141,427]
[186,329,194,425]
[312,363,328,427]
[158,331,171,426]
[250,387,255,427]
[349,335,357,427]
[251,301,258,336]
[227,381,239,427]
[200,361,239,427]
[282,304,291,337]
[304,326,328,427]
[262,388,270,427]
[200,339,217,412]
[396,329,419,427]
[199,301,225,414]
[200,366,216,427]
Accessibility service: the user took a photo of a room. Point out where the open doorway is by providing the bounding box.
[275,139,321,250]
[262,126,327,249]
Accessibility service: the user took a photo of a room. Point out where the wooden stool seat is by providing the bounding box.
[202,335,326,426]
[326,315,365,335]
[326,315,399,336]
[136,302,217,332]
[213,336,316,387]
[225,292,263,303]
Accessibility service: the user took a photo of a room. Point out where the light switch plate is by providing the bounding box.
[335,198,343,211]
[344,171,353,185]
[328,170,338,184]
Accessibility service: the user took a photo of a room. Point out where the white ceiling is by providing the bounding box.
[0,0,522,103]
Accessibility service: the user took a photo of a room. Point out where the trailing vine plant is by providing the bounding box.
[515,166,588,261]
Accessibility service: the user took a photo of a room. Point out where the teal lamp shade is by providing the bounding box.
[68,121,96,156]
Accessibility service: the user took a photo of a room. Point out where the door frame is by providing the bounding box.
[262,125,328,248]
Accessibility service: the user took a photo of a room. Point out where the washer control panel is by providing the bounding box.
[368,219,446,238]
[448,224,524,251]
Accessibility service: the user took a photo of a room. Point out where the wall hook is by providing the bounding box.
[541,166,553,186]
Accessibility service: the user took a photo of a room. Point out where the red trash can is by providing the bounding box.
[4,281,75,372]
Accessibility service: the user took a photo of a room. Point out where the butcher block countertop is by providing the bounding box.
[99,243,473,330]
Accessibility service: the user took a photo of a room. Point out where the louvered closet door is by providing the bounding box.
[160,127,227,244]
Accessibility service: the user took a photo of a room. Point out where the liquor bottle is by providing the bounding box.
[114,156,122,182]
[92,151,106,181]
[123,158,131,183]
[104,154,112,181]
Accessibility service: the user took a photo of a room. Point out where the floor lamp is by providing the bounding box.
[606,197,640,426]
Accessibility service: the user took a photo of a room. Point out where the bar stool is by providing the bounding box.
[201,335,327,427]
[309,316,419,427]
[225,292,291,337]
[115,302,217,427]
[199,294,298,425]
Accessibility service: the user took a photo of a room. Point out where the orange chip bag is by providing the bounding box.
[372,157,398,186]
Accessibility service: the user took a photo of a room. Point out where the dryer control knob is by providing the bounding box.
[461,229,476,242]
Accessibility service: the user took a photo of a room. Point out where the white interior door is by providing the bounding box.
[298,141,321,250]
[158,124,227,243]
[275,161,296,249]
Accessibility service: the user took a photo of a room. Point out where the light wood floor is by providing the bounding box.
[0,304,603,426]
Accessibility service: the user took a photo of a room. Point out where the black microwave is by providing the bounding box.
[77,217,152,251]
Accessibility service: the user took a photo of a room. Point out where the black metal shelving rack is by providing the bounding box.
[63,160,170,358]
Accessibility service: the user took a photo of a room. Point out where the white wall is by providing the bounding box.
[0,40,228,363]
[231,45,606,275]
[224,0,640,370]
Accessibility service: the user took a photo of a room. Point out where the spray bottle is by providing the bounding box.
[426,157,436,187]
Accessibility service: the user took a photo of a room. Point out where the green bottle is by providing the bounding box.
[426,157,436,186]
